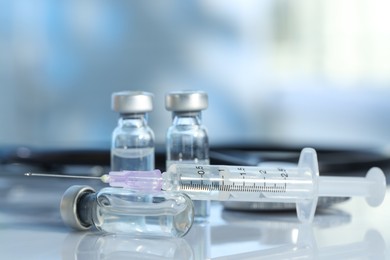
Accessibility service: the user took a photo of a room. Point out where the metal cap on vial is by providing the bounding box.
[60,185,96,231]
[165,91,208,112]
[112,91,153,113]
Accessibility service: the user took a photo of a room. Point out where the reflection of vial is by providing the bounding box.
[60,185,194,238]
[111,91,155,171]
[62,232,194,260]
[165,91,210,219]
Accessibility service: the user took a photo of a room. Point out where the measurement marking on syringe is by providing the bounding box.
[180,183,287,193]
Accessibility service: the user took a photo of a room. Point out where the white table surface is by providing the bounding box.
[1,172,390,259]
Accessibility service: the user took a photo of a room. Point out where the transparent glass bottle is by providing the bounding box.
[111,91,155,171]
[165,90,210,219]
[60,185,194,238]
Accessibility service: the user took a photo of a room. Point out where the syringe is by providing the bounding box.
[26,148,387,223]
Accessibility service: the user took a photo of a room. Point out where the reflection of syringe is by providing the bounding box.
[211,228,386,260]
[26,148,387,223]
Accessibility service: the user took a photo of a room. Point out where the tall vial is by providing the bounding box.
[165,90,210,219]
[111,91,155,171]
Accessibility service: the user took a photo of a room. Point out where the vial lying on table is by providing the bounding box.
[60,185,194,238]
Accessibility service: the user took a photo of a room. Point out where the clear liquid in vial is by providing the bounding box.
[112,147,154,171]
[166,159,210,169]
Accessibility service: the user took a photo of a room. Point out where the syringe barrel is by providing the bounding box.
[164,164,316,203]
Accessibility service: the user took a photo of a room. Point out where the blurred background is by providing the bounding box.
[1,0,390,151]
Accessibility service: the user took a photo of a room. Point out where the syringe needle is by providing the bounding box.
[24,170,162,187]
[24,172,105,181]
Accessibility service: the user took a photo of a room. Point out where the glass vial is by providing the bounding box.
[60,185,194,238]
[111,91,155,171]
[165,90,210,219]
